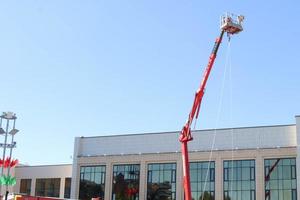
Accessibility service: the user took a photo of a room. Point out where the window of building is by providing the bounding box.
[223,160,255,200]
[79,165,106,200]
[265,158,297,200]
[112,164,140,200]
[20,179,31,195]
[190,161,215,200]
[147,163,176,200]
[35,178,61,198]
[64,178,71,199]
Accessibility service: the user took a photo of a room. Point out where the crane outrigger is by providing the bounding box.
[179,13,244,200]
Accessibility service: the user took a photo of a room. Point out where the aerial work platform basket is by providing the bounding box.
[220,13,244,34]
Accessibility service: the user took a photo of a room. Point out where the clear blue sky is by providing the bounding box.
[0,1,299,165]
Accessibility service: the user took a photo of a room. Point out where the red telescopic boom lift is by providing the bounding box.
[179,13,244,200]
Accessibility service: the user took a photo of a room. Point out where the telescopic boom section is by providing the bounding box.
[179,13,244,200]
[179,30,224,200]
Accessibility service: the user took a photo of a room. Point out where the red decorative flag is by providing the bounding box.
[0,157,18,168]
[10,159,18,168]
[4,157,11,168]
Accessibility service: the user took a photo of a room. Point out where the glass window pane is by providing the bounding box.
[291,159,296,165]
[292,189,297,200]
[283,190,291,200]
[191,183,197,192]
[283,159,291,166]
[242,180,250,190]
[190,170,197,182]
[242,168,250,180]
[283,166,291,179]
[190,163,198,169]
[152,171,159,183]
[250,167,255,180]
[291,166,296,179]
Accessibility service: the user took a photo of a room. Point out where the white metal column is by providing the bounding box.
[295,116,300,199]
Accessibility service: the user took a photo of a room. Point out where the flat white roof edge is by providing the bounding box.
[16,163,72,168]
[77,146,297,158]
[77,124,296,139]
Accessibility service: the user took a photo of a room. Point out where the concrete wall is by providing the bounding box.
[14,164,72,199]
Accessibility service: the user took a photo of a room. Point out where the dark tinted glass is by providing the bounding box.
[112,164,140,200]
[64,178,71,198]
[20,179,31,195]
[147,163,176,200]
[79,165,106,200]
[35,178,60,198]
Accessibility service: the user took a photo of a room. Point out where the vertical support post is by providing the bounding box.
[70,137,81,199]
[31,179,36,196]
[256,154,264,200]
[104,162,112,200]
[139,161,146,200]
[215,155,223,200]
[7,120,15,177]
[295,116,300,199]
[60,177,65,198]
[176,156,183,200]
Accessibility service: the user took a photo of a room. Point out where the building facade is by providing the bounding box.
[14,164,72,199]
[11,116,300,200]
[68,116,300,200]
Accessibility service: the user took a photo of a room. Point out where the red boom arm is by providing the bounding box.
[179,30,225,200]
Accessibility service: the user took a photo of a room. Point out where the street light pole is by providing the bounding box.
[0,112,18,200]
[7,119,16,174]
[1,118,9,200]
[5,119,17,200]
[1,119,9,177]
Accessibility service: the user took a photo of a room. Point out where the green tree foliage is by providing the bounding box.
[198,191,214,200]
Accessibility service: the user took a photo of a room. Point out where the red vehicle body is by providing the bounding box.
[14,195,63,200]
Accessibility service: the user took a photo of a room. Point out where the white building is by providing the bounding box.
[13,115,300,200]
[14,164,72,199]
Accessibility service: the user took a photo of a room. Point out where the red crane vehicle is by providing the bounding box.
[179,13,244,200]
